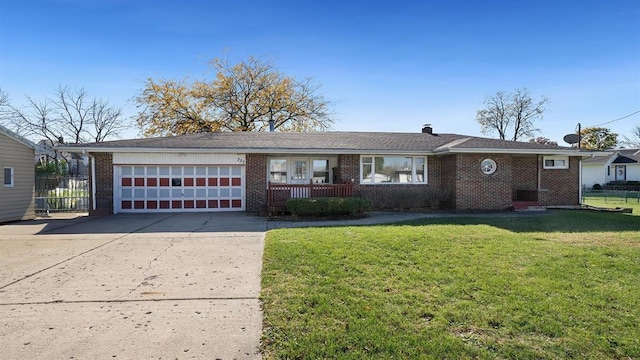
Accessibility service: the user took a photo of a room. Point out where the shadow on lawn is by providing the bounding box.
[394,210,640,234]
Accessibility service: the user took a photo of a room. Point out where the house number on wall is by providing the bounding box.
[480,158,497,175]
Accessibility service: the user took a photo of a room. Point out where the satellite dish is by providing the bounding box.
[563,133,579,145]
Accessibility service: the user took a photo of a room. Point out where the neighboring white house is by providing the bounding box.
[581,149,640,189]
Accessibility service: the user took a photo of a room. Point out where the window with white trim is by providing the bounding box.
[268,157,334,184]
[543,156,569,169]
[269,159,288,184]
[360,156,427,184]
[3,167,14,187]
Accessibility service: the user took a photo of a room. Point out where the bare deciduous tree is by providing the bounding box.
[2,86,128,144]
[476,88,548,141]
[621,124,640,148]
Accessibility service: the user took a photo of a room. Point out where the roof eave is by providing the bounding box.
[435,147,589,156]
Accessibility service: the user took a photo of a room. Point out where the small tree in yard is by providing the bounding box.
[580,126,618,150]
[476,88,548,141]
[529,136,557,145]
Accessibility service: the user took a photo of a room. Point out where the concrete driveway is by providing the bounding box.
[0,213,266,359]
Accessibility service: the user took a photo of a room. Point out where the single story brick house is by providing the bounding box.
[58,126,588,215]
[0,125,37,223]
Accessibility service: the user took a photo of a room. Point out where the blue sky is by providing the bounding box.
[1,0,639,144]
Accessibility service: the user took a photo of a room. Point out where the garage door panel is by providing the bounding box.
[117,165,244,213]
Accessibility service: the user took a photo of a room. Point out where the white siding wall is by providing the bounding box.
[0,133,35,222]
[113,152,246,165]
[581,164,606,188]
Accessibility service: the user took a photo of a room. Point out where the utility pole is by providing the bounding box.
[577,123,581,149]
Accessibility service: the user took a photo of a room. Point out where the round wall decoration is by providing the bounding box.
[480,158,497,175]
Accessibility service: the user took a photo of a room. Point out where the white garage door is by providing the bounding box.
[116,165,244,213]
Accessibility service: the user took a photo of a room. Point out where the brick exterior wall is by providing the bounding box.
[439,155,457,209]
[539,156,580,206]
[246,153,267,212]
[90,152,113,216]
[455,153,513,210]
[511,155,538,191]
[337,154,359,183]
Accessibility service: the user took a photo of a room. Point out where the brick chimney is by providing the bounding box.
[421,124,432,134]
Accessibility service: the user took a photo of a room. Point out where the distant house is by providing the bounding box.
[58,125,593,215]
[0,125,38,223]
[581,149,640,189]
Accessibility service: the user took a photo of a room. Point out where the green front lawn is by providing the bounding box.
[261,210,640,359]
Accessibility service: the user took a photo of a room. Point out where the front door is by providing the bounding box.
[290,159,309,184]
[615,165,626,181]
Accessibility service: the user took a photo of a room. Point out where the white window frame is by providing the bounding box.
[543,156,569,169]
[267,157,335,185]
[4,167,14,187]
[360,155,428,185]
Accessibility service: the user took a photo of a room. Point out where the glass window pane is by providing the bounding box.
[220,167,230,176]
[159,189,170,198]
[134,189,145,198]
[376,156,412,183]
[195,167,206,176]
[159,167,170,176]
[171,167,182,176]
[313,160,329,183]
[269,159,287,184]
[147,167,157,176]
[231,167,241,176]
[208,189,218,197]
[415,157,425,182]
[147,189,158,198]
[171,178,182,186]
[122,188,132,198]
[362,164,373,182]
[171,189,182,197]
[207,167,218,176]
[196,189,206,198]
[220,189,230,197]
[231,188,242,197]
[121,166,132,176]
[134,167,145,176]
[183,189,194,197]
[184,167,194,175]
[293,160,307,180]
[362,157,372,164]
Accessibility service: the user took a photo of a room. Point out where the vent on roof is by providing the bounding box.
[422,124,433,134]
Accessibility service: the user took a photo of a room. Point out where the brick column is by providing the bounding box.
[90,152,113,216]
[246,153,267,213]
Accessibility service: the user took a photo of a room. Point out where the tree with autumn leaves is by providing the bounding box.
[134,56,334,136]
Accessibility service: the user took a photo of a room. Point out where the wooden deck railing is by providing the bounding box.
[267,182,354,210]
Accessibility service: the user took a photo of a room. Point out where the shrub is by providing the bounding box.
[592,183,602,190]
[286,197,372,217]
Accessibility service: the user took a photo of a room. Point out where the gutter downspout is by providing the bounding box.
[90,155,96,212]
[579,159,583,205]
